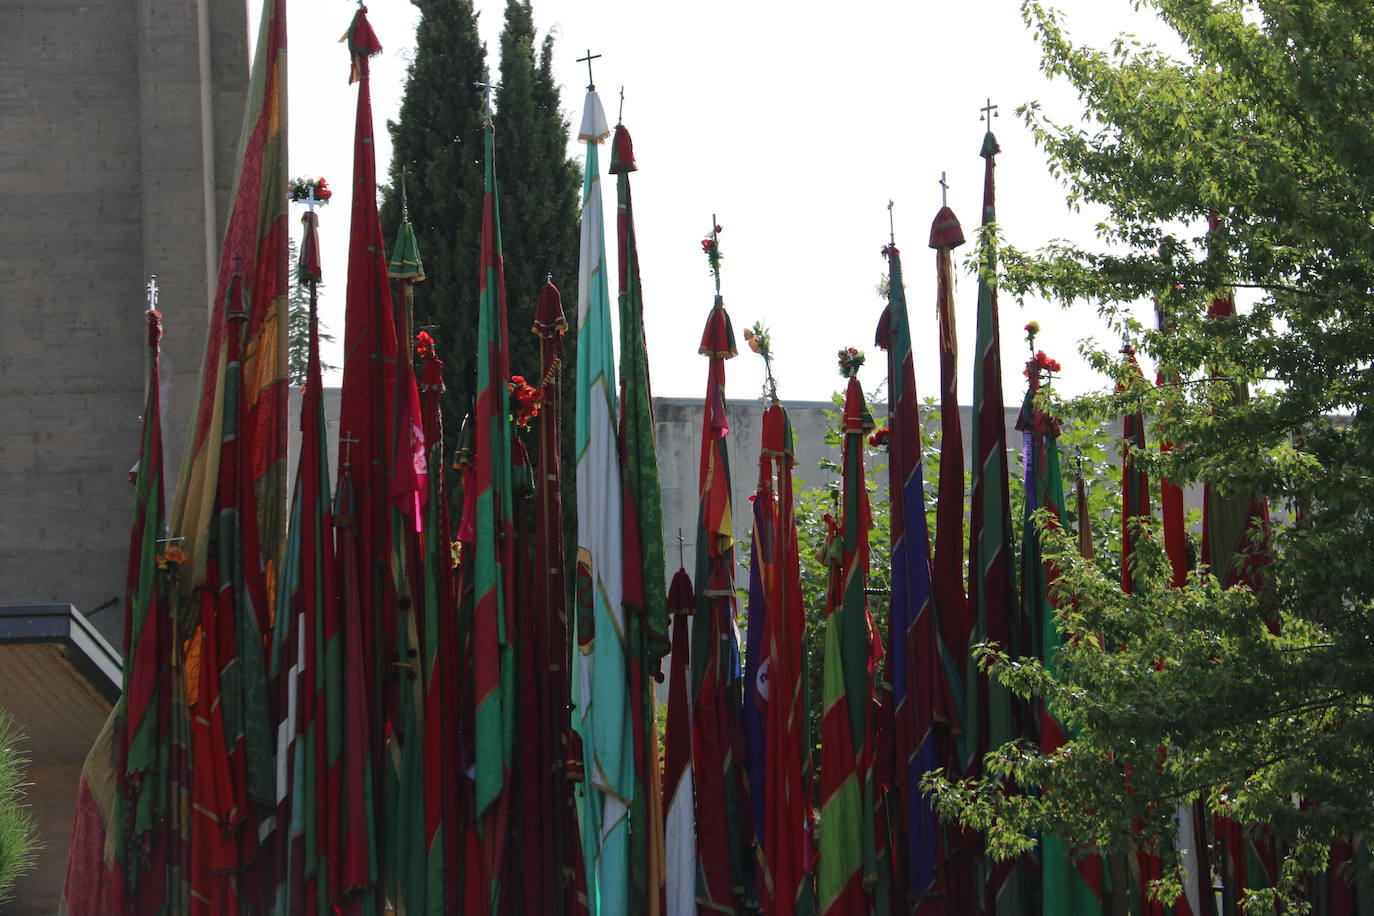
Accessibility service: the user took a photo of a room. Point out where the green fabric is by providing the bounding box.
[615,142,667,915]
[474,121,516,821]
[387,219,426,282]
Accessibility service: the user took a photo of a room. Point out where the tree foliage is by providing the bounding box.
[0,711,36,903]
[381,0,580,427]
[927,1,1374,909]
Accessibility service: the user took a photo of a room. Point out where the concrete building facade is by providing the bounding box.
[1,0,249,640]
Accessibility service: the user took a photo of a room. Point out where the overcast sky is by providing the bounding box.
[255,0,1185,406]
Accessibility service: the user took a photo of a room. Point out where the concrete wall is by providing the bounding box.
[0,0,248,640]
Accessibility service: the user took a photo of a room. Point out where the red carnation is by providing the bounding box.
[868,427,891,449]
[415,330,434,359]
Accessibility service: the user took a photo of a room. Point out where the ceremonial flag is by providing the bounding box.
[186,265,276,913]
[170,0,288,607]
[66,302,191,916]
[123,305,190,912]
[662,566,697,916]
[691,227,750,912]
[1017,348,1104,916]
[967,128,1028,915]
[532,280,591,915]
[334,8,398,908]
[819,362,879,916]
[930,204,972,685]
[877,238,959,911]
[386,208,435,915]
[744,431,773,908]
[611,121,669,915]
[573,87,632,915]
[757,401,814,916]
[470,92,518,911]
[162,0,288,899]
[266,212,329,915]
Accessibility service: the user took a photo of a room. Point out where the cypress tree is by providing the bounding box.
[382,0,580,439]
[381,0,489,426]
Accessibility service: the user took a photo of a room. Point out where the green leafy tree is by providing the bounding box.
[926,1,1374,910]
[0,711,36,903]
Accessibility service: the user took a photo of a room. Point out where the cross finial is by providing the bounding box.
[399,166,410,221]
[299,185,325,212]
[939,171,949,207]
[677,528,685,568]
[577,49,601,91]
[710,213,721,295]
[474,67,499,121]
[980,97,999,124]
[618,85,625,124]
[146,275,159,311]
[886,200,895,246]
[339,430,360,471]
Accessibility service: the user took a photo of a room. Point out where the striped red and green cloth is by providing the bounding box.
[471,106,518,912]
[819,373,881,916]
[755,403,815,915]
[611,121,669,915]
[691,292,751,914]
[1017,356,1104,916]
[878,239,961,913]
[966,129,1030,916]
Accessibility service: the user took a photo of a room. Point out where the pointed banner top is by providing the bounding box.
[609,123,637,174]
[387,218,425,281]
[699,301,737,360]
[533,279,568,340]
[342,6,382,84]
[842,375,875,434]
[981,130,1001,159]
[929,205,966,250]
[578,90,610,144]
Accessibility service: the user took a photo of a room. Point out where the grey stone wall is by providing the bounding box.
[0,0,247,639]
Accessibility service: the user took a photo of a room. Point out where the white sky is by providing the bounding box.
[254,0,1186,405]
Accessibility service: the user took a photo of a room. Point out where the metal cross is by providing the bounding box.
[146,275,159,311]
[474,67,499,120]
[980,97,999,124]
[340,430,360,470]
[618,85,625,124]
[939,171,949,207]
[887,200,895,246]
[677,528,685,568]
[399,166,411,220]
[577,49,601,91]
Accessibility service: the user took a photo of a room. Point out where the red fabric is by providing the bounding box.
[609,123,638,174]
[928,205,965,250]
[333,14,395,903]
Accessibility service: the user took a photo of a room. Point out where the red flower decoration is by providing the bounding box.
[415,330,434,359]
[508,375,543,428]
[1024,349,1061,377]
[868,427,891,449]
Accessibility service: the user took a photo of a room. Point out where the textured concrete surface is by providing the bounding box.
[0,0,248,643]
